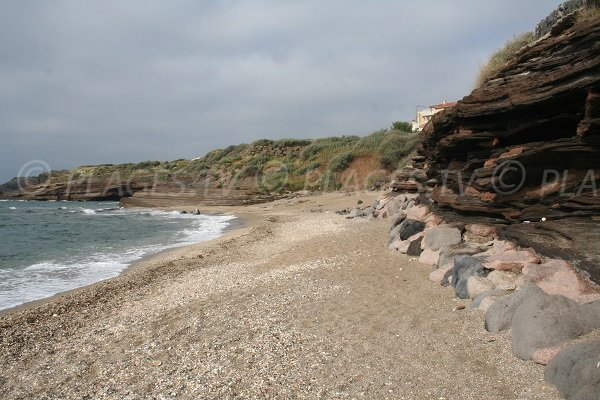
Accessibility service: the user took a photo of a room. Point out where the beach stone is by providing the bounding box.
[522,259,600,303]
[389,224,403,243]
[403,200,415,210]
[487,270,519,291]
[421,225,462,251]
[397,219,426,241]
[437,245,486,269]
[450,255,488,299]
[388,211,406,230]
[429,264,453,286]
[511,295,600,360]
[467,276,495,299]
[362,207,375,217]
[532,345,564,365]
[419,248,440,266]
[390,232,424,254]
[477,240,540,272]
[470,289,509,309]
[545,339,600,400]
[405,204,430,220]
[375,198,387,210]
[389,238,405,252]
[406,237,424,257]
[385,197,404,216]
[485,283,547,334]
[480,296,500,313]
[347,208,360,218]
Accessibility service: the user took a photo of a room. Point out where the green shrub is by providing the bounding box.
[379,134,419,169]
[252,139,274,146]
[476,32,535,88]
[299,162,321,174]
[391,121,413,132]
[300,136,360,160]
[135,160,161,170]
[354,130,389,154]
[274,139,312,147]
[328,152,354,172]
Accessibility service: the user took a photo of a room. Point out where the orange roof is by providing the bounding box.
[431,101,457,109]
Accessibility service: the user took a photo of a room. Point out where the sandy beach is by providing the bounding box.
[0,192,561,399]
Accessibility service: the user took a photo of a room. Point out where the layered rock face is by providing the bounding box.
[420,15,600,284]
[421,16,600,222]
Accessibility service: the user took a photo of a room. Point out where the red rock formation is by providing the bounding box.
[420,15,600,283]
[421,16,600,221]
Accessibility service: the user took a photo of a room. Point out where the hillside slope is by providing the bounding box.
[1,129,418,205]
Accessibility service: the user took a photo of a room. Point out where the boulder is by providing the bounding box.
[545,339,600,400]
[419,248,441,266]
[391,232,424,254]
[485,283,547,334]
[388,211,406,230]
[405,204,429,220]
[487,270,519,291]
[421,225,462,251]
[522,259,600,303]
[397,219,426,241]
[385,196,404,216]
[450,255,488,299]
[476,240,540,272]
[470,289,509,309]
[531,346,564,365]
[467,276,495,299]
[389,224,403,243]
[511,295,600,360]
[429,264,453,286]
[479,296,500,313]
[437,245,486,269]
[406,237,424,257]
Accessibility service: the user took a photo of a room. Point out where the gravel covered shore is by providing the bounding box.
[0,193,560,399]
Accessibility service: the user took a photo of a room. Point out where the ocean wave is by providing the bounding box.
[8,207,16,210]
[0,212,237,310]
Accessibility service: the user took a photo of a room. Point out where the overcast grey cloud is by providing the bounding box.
[0,0,558,182]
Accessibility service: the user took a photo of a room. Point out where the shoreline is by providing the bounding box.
[0,191,561,399]
[0,206,250,318]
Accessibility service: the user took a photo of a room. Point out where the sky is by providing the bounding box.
[0,0,559,182]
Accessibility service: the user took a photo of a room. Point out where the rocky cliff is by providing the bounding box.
[418,13,600,283]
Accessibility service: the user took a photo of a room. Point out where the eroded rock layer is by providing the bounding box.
[420,16,600,283]
[421,16,600,222]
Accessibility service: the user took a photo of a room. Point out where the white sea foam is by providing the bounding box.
[8,207,16,210]
[0,210,236,310]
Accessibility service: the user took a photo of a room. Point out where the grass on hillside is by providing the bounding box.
[3,124,419,195]
[475,32,535,88]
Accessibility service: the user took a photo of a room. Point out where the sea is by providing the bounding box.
[0,200,236,311]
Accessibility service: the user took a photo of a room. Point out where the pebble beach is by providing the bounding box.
[0,192,561,399]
